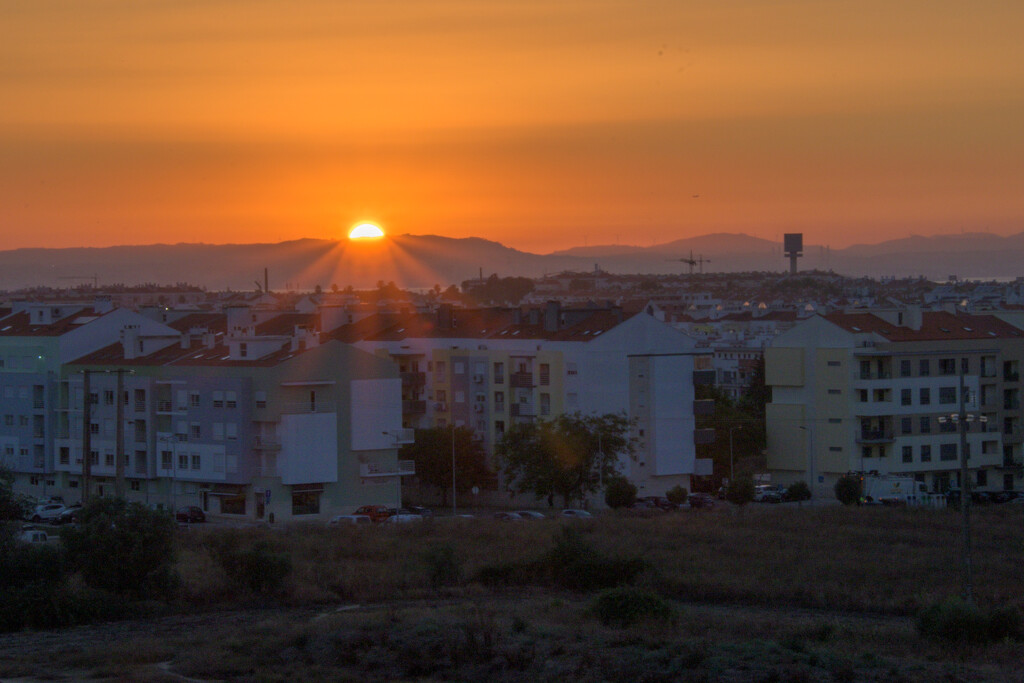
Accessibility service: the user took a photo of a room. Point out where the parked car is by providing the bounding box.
[559,509,592,519]
[512,510,546,520]
[327,514,372,526]
[688,493,716,509]
[18,528,49,544]
[29,503,65,523]
[383,513,423,524]
[754,485,784,503]
[493,512,523,522]
[637,496,678,511]
[175,506,206,523]
[354,504,394,523]
[403,505,433,517]
[53,505,82,525]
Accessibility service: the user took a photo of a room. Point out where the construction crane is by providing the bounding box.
[667,251,711,275]
[58,275,98,289]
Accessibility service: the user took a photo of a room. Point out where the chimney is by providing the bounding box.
[120,325,140,360]
[902,306,923,331]
[203,332,216,349]
[544,301,561,332]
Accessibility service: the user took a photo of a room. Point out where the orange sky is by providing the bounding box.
[2,1,1023,253]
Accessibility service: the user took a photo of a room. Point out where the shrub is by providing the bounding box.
[423,544,461,589]
[665,485,689,505]
[215,540,293,595]
[916,597,1022,645]
[726,475,755,506]
[834,476,862,506]
[785,481,811,502]
[591,586,674,627]
[59,497,177,599]
[604,477,637,509]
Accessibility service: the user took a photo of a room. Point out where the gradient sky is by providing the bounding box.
[2,0,1023,253]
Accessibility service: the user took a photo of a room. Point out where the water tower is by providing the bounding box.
[784,233,803,275]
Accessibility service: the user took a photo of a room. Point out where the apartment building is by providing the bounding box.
[766,310,1024,497]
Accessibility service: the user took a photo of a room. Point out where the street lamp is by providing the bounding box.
[729,425,743,484]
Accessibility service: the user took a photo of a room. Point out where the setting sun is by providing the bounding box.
[349,223,385,240]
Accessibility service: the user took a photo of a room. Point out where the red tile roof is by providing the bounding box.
[824,311,1023,341]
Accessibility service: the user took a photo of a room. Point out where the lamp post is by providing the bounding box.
[729,425,743,484]
[451,422,457,516]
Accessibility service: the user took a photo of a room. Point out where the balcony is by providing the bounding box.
[156,400,179,414]
[858,371,892,380]
[402,399,426,415]
[692,399,715,416]
[692,370,716,386]
[510,372,535,388]
[1003,456,1023,469]
[857,429,894,443]
[511,404,536,417]
[693,428,716,445]
[253,436,282,451]
[360,460,416,478]
[400,371,426,387]
[1004,371,1020,382]
[1005,399,1020,411]
[32,400,45,410]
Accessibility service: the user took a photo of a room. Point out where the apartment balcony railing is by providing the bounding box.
[692,370,716,386]
[402,399,426,415]
[693,428,716,445]
[156,400,175,413]
[1004,399,1020,410]
[859,371,892,380]
[253,436,281,451]
[32,400,45,410]
[510,372,535,388]
[360,460,416,478]
[857,429,894,443]
[1004,371,1020,382]
[692,399,715,416]
[400,372,426,387]
[1003,456,1023,469]
[511,403,536,417]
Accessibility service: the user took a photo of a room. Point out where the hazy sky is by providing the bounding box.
[2,0,1023,252]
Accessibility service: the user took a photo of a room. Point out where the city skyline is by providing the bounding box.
[2,1,1023,252]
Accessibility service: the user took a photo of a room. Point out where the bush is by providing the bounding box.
[665,485,689,505]
[423,544,461,589]
[604,477,637,509]
[60,497,177,599]
[785,481,811,502]
[591,586,674,627]
[214,540,293,595]
[476,527,647,592]
[834,475,862,506]
[726,475,755,506]
[917,597,1022,645]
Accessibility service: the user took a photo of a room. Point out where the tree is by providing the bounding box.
[785,481,811,502]
[726,475,755,507]
[0,466,31,521]
[834,475,862,506]
[604,477,637,509]
[60,497,177,599]
[399,426,491,506]
[496,413,635,507]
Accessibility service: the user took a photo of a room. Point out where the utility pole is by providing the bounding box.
[114,369,126,498]
[80,370,93,504]
[958,367,974,602]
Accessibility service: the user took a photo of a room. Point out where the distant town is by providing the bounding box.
[4,248,1023,521]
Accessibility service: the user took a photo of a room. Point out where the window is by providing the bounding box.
[977,470,987,487]
[454,362,464,374]
[900,360,911,377]
[901,417,913,435]
[566,362,578,376]
[902,446,913,463]
[961,357,969,374]
[89,421,99,435]
[455,391,465,403]
[858,390,868,402]
[178,454,189,469]
[539,363,550,386]
[921,445,931,462]
[920,416,931,433]
[493,362,504,384]
[436,389,447,402]
[540,393,551,416]
[3,415,11,426]
[89,450,98,465]
[292,489,321,515]
[919,359,930,376]
[940,443,957,461]
[827,389,841,395]
[104,390,114,405]
[212,391,224,408]
[901,389,912,406]
[862,446,873,459]
[59,447,69,465]
[495,420,505,436]
[189,422,201,439]
[255,391,267,409]
[225,391,237,409]
[131,480,140,491]
[828,418,841,424]
[213,423,224,440]
[310,390,316,412]
[939,387,956,404]
[105,451,114,466]
[436,361,446,375]
[191,454,201,470]
[919,388,930,405]
[226,423,237,441]
[827,360,841,367]
[939,358,956,375]
[239,343,247,358]
[829,446,842,452]
[940,419,956,433]
[189,391,200,408]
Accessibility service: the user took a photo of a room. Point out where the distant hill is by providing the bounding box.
[1,230,1023,291]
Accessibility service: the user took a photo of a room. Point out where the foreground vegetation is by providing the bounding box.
[2,504,1023,681]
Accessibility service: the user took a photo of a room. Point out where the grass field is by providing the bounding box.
[2,504,1022,681]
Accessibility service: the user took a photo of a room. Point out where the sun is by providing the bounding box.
[349,223,385,240]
